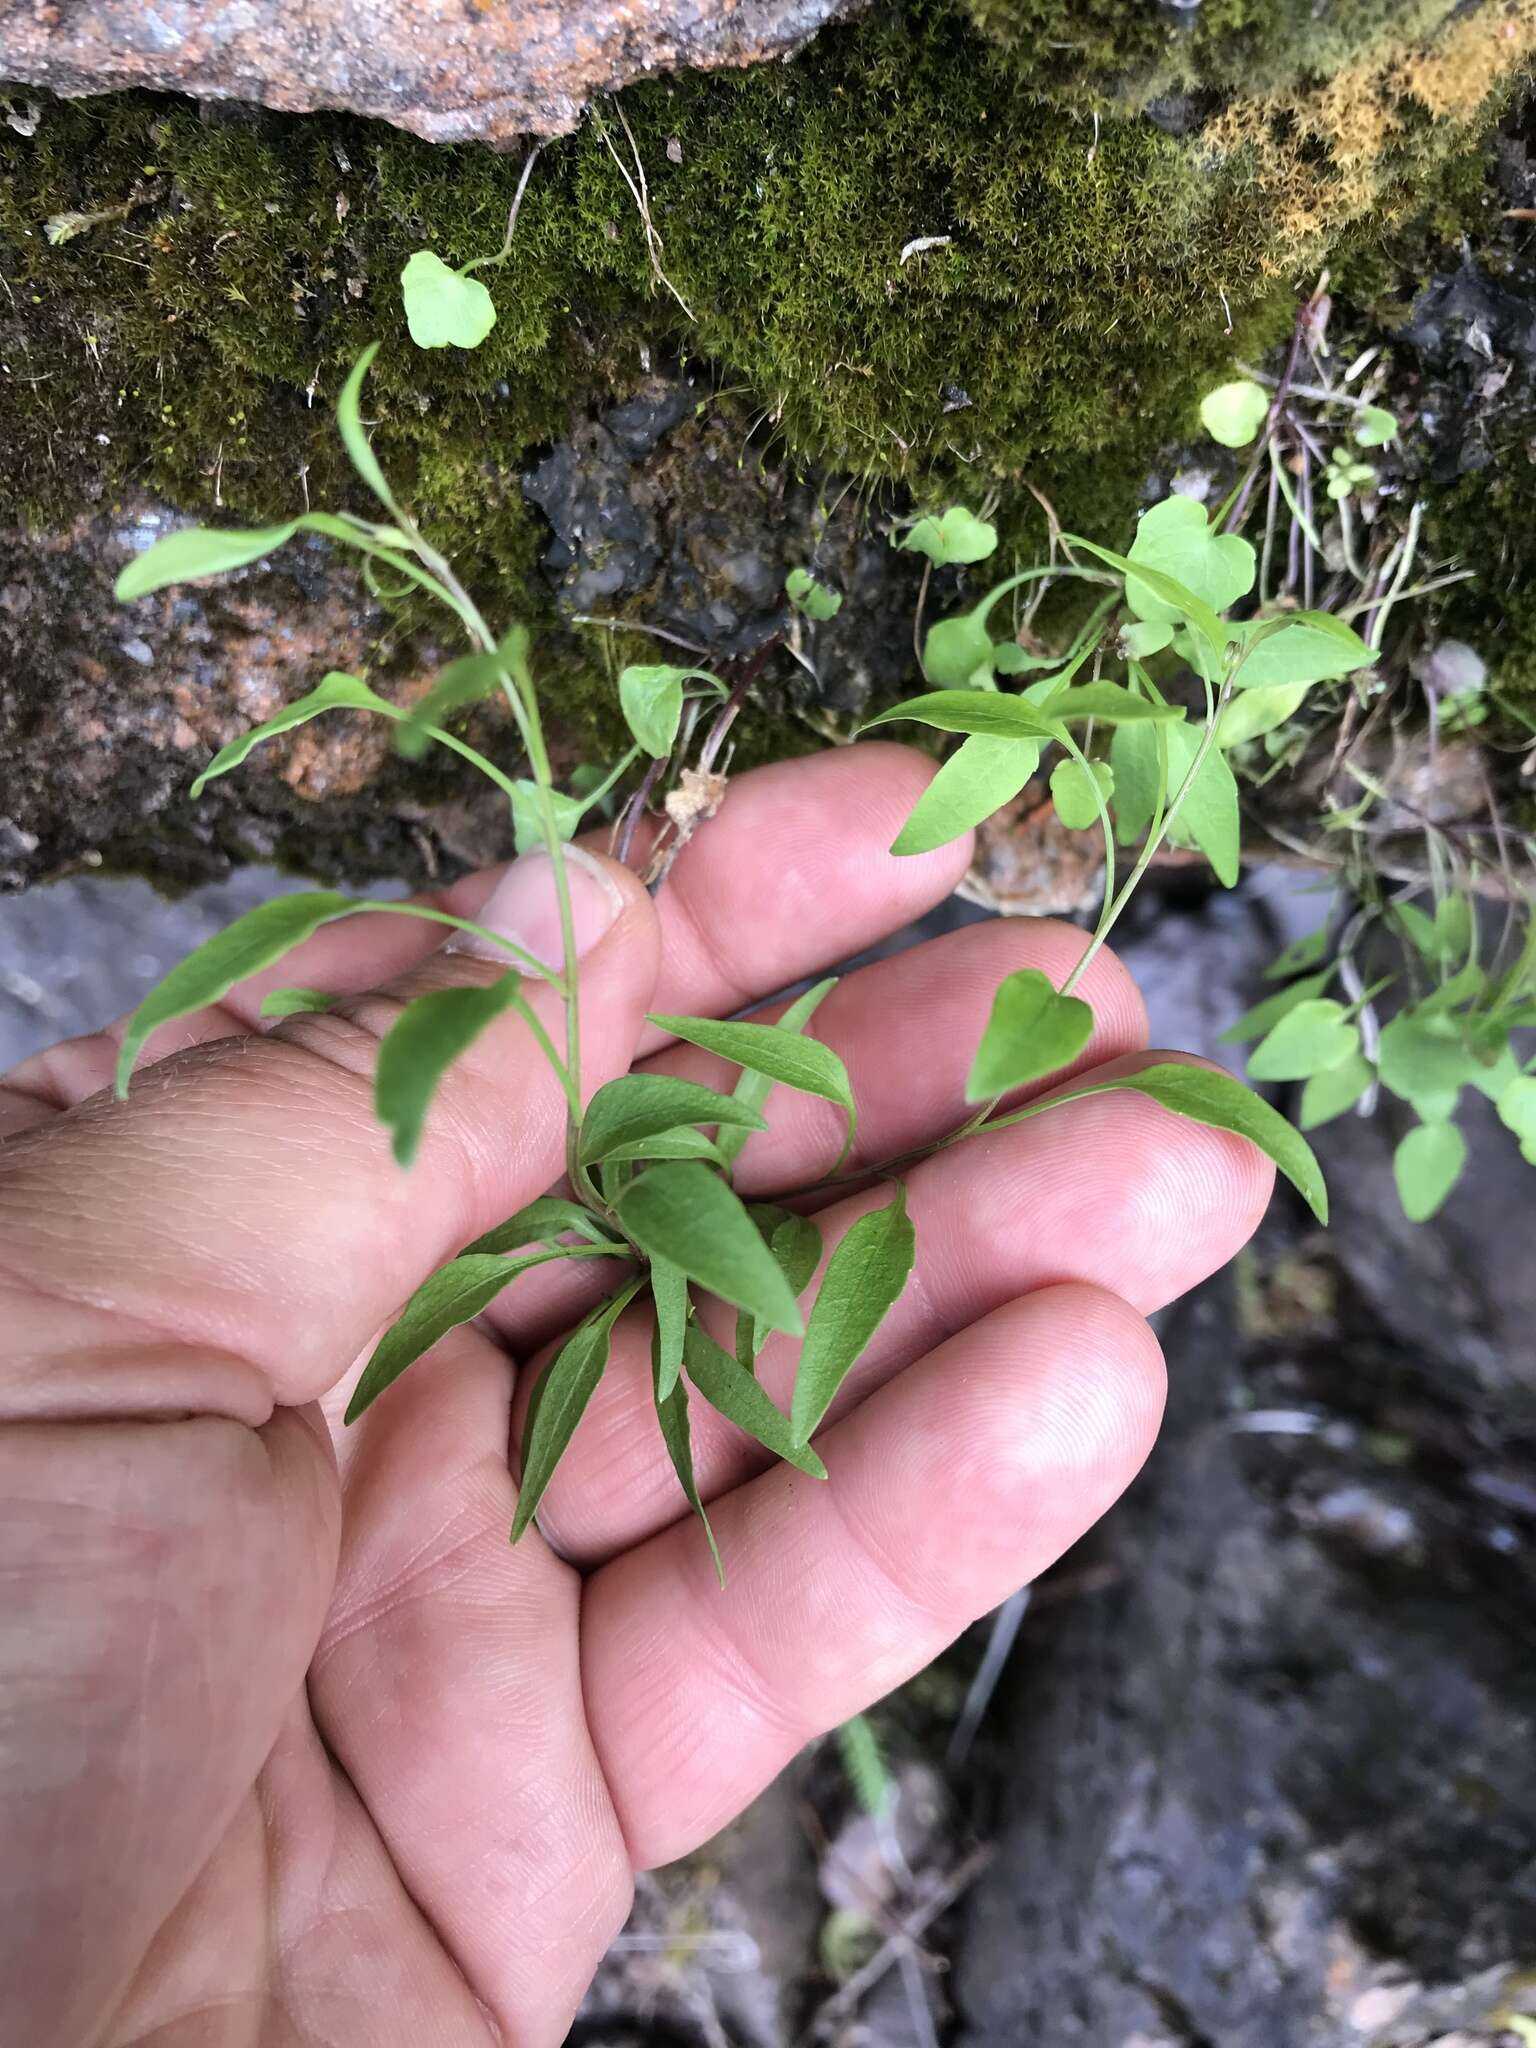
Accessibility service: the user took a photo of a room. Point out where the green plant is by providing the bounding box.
[113,343,1328,1571]
[1223,884,1536,1221]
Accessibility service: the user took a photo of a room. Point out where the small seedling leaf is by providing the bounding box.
[790,1187,915,1444]
[1393,1120,1467,1223]
[510,780,586,855]
[619,664,690,757]
[1219,970,1334,1046]
[897,507,997,566]
[1199,378,1271,448]
[1247,998,1360,1082]
[1376,1009,1483,1120]
[259,986,337,1018]
[786,566,842,620]
[1050,756,1114,831]
[923,611,998,688]
[1120,619,1175,660]
[1353,405,1399,447]
[1299,1051,1374,1130]
[401,249,498,350]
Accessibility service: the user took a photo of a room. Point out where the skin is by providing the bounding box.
[0,746,1272,2048]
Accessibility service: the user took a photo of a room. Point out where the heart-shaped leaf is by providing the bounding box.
[1199,378,1271,448]
[1393,1120,1467,1222]
[1050,756,1114,831]
[1247,998,1359,1081]
[897,507,997,566]
[786,566,842,620]
[401,249,498,350]
[965,968,1095,1101]
[1125,496,1256,621]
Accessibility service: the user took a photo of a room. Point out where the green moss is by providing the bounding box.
[960,0,1463,107]
[0,0,1522,721]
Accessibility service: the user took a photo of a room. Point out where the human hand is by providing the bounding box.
[0,746,1271,2047]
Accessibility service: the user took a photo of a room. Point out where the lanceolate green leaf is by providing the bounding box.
[117,893,558,1095]
[346,1245,621,1421]
[892,734,1042,856]
[597,1128,732,1165]
[336,343,403,520]
[865,687,1179,744]
[790,1187,915,1445]
[114,520,307,603]
[1037,682,1185,725]
[617,1164,804,1334]
[752,1211,824,1358]
[394,648,508,758]
[512,1282,642,1540]
[966,968,1094,1101]
[716,979,836,1168]
[1098,1063,1327,1223]
[116,890,355,1093]
[1393,1120,1467,1223]
[192,672,396,796]
[578,1074,765,1166]
[996,1062,1328,1223]
[651,1255,690,1401]
[862,690,1061,742]
[464,1196,618,1256]
[375,973,523,1167]
[653,1359,722,1584]
[645,1012,857,1169]
[682,1324,827,1478]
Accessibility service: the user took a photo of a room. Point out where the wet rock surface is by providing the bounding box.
[0,499,516,893]
[0,0,863,144]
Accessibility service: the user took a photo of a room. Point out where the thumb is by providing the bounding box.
[0,845,659,1427]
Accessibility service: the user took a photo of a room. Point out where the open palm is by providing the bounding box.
[0,749,1270,2047]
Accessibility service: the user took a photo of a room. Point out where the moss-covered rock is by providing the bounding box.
[2,0,1533,883]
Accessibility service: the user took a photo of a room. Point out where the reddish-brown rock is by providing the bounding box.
[0,0,860,143]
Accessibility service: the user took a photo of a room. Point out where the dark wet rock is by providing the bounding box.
[952,1096,1536,2047]
[0,0,864,144]
[522,369,929,713]
[0,499,512,893]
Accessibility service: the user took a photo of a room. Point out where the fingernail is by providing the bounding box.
[455,845,625,969]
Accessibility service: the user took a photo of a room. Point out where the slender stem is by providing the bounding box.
[913,558,933,681]
[1055,726,1116,1000]
[460,142,545,274]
